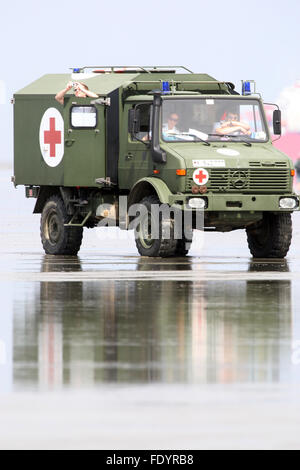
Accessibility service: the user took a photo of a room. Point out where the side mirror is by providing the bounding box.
[273,109,281,135]
[128,108,141,137]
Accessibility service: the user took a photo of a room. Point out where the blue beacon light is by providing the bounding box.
[162,81,170,93]
[243,81,251,95]
[73,68,81,73]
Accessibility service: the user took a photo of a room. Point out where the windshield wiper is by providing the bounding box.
[170,132,211,146]
[208,134,252,147]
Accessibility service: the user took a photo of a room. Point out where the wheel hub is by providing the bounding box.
[46,211,62,245]
[139,213,155,249]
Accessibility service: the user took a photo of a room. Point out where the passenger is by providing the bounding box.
[55,81,99,105]
[214,111,251,136]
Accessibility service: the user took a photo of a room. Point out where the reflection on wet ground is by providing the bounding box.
[0,253,297,283]
[6,255,297,389]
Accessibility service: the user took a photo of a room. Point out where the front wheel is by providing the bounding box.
[174,227,193,257]
[246,212,292,258]
[40,195,83,255]
[134,195,178,257]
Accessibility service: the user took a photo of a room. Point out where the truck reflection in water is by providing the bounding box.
[12,256,292,390]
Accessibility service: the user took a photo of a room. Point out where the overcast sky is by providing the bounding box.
[1,0,300,164]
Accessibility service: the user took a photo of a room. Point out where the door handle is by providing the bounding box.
[65,139,75,147]
[125,153,133,161]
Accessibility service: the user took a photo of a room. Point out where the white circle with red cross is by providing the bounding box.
[39,108,64,167]
[193,168,209,186]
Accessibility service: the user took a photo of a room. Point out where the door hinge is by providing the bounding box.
[95,177,116,187]
[11,98,15,105]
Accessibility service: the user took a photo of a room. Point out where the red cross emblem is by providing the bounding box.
[39,108,64,168]
[193,168,209,186]
[44,117,62,157]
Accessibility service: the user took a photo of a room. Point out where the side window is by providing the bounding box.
[71,106,97,129]
[130,104,152,141]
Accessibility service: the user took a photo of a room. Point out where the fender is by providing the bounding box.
[33,186,73,214]
[128,177,173,207]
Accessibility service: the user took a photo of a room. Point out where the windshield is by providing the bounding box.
[161,98,268,143]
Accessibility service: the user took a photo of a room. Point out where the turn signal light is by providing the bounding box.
[291,170,295,177]
[176,169,186,176]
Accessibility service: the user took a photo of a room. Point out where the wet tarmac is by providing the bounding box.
[1,167,300,449]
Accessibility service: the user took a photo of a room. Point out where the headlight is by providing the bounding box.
[279,197,298,209]
[188,198,206,209]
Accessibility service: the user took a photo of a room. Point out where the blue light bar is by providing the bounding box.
[162,81,170,93]
[242,81,251,95]
[73,68,81,73]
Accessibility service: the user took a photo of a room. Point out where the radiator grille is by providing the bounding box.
[186,168,290,193]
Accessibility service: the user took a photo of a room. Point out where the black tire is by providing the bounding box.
[175,231,193,257]
[40,195,83,255]
[246,212,292,259]
[134,195,177,257]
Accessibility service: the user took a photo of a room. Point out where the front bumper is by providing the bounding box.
[169,193,300,212]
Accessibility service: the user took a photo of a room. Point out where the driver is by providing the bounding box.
[143,112,180,141]
[214,111,251,136]
[162,113,180,140]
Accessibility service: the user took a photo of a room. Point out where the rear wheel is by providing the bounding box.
[40,195,83,255]
[134,195,177,257]
[246,212,292,258]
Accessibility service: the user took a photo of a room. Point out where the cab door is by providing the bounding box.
[119,103,153,190]
[63,97,106,187]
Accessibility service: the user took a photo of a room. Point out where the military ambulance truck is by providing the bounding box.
[12,66,299,258]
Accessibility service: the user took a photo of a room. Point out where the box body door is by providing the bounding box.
[63,98,105,187]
